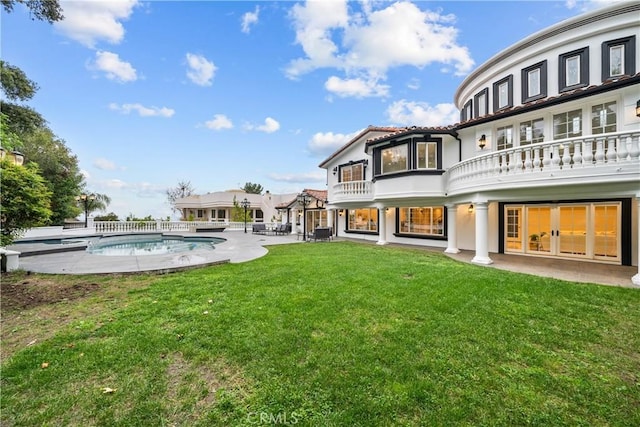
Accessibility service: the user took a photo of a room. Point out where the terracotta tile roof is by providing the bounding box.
[275,189,328,209]
[318,126,405,168]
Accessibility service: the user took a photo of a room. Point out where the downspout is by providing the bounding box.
[446,130,462,163]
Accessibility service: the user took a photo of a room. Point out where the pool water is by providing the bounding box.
[87,235,224,256]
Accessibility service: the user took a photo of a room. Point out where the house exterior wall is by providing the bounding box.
[320,3,639,283]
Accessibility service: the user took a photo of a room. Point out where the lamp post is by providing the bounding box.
[297,192,311,241]
[240,198,250,233]
[75,193,96,228]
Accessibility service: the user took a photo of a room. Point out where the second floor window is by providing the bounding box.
[496,126,514,151]
[417,142,437,169]
[559,47,589,91]
[341,163,363,182]
[553,109,582,139]
[381,145,408,174]
[519,118,544,146]
[591,102,617,134]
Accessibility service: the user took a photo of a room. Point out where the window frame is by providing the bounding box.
[496,125,514,151]
[519,118,545,146]
[416,142,437,170]
[493,75,513,112]
[474,88,489,118]
[601,35,636,81]
[461,99,473,122]
[553,109,583,140]
[346,208,378,234]
[558,47,589,92]
[521,60,547,103]
[339,161,365,183]
[381,144,409,175]
[591,101,617,135]
[396,206,446,238]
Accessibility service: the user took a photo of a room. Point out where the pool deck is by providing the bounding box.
[5,231,638,287]
[8,231,303,275]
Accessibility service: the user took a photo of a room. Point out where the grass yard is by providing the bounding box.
[1,241,639,426]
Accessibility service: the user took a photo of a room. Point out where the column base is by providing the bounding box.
[632,273,640,287]
[444,248,460,254]
[471,255,493,265]
[376,240,388,246]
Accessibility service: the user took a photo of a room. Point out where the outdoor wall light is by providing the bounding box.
[332,166,338,175]
[468,204,474,213]
[636,100,640,117]
[478,134,486,149]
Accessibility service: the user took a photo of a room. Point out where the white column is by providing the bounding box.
[444,204,460,254]
[377,208,387,245]
[327,209,334,235]
[471,202,493,265]
[290,208,298,234]
[632,197,640,287]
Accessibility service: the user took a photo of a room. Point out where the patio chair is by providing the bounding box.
[311,227,331,242]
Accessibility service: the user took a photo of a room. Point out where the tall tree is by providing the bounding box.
[1,0,64,23]
[0,61,47,135]
[0,159,52,246]
[78,193,111,218]
[242,182,264,194]
[21,129,84,224]
[166,180,195,215]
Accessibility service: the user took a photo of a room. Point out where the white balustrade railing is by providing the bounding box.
[332,180,373,200]
[446,131,640,194]
[93,221,268,233]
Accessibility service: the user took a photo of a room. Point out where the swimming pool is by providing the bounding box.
[86,234,225,256]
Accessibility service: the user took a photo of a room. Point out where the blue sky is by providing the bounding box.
[1,0,612,220]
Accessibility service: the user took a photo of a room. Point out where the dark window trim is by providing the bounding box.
[474,88,489,118]
[493,74,514,112]
[461,99,473,122]
[337,159,368,183]
[344,208,379,234]
[372,137,443,179]
[558,47,589,92]
[601,35,636,81]
[521,60,547,103]
[393,206,448,239]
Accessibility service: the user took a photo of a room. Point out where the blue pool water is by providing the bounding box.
[87,234,224,256]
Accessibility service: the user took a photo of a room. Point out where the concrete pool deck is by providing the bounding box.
[8,231,304,275]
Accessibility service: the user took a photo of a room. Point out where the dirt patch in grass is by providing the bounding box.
[0,271,156,362]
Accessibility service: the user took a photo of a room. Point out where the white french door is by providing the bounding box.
[504,202,620,263]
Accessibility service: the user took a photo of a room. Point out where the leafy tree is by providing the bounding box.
[125,214,154,221]
[242,182,264,194]
[21,129,84,224]
[77,193,111,219]
[94,212,119,222]
[166,180,195,214]
[1,0,64,23]
[231,195,252,222]
[0,159,52,246]
[0,60,39,101]
[0,61,47,136]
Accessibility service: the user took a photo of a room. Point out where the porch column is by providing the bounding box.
[632,197,640,287]
[471,202,493,265]
[444,204,460,254]
[290,208,298,234]
[377,207,387,245]
[327,209,334,235]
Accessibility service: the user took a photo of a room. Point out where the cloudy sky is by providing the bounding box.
[1,0,612,219]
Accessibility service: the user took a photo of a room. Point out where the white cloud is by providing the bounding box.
[386,99,459,127]
[186,53,216,86]
[407,78,421,90]
[93,158,117,170]
[241,6,260,33]
[286,0,474,97]
[55,0,139,48]
[204,114,233,130]
[307,129,362,157]
[267,171,326,183]
[105,179,128,189]
[89,51,137,82]
[324,76,389,98]
[109,103,175,118]
[246,117,280,133]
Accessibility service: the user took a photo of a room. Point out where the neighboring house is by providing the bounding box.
[320,3,640,283]
[175,189,297,223]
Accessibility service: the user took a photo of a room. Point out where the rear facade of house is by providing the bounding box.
[320,3,640,284]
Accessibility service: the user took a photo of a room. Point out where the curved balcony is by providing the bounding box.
[445,131,640,196]
[332,180,373,203]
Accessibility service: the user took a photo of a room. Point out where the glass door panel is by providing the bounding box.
[526,206,551,253]
[593,204,620,261]
[558,205,587,257]
[505,207,523,251]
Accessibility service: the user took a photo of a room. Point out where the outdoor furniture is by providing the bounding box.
[252,223,267,234]
[274,223,292,235]
[311,227,332,242]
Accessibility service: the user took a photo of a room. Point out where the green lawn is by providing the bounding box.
[2,242,639,426]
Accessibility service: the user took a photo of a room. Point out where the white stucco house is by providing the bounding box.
[319,3,640,284]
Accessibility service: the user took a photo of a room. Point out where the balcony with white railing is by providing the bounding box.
[331,180,374,203]
[445,131,640,196]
